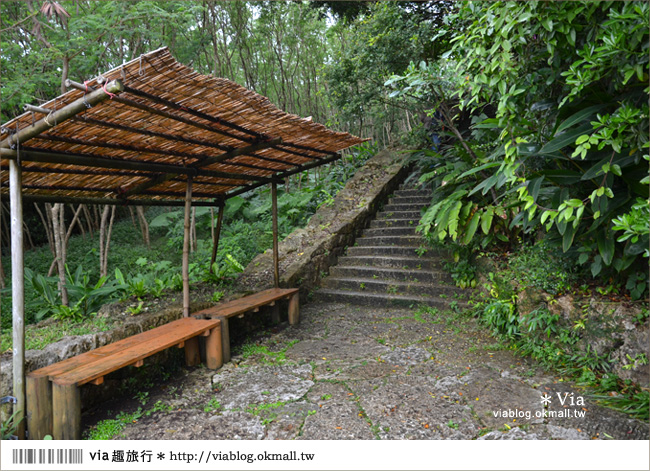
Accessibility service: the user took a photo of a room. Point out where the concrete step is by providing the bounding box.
[369,218,419,228]
[399,182,429,191]
[394,189,432,198]
[356,235,423,247]
[362,226,418,237]
[322,277,466,298]
[329,265,452,283]
[383,203,429,213]
[346,245,449,258]
[377,210,423,220]
[314,289,466,310]
[336,255,447,270]
[388,196,431,205]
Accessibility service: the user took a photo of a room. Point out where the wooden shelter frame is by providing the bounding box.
[0,48,365,438]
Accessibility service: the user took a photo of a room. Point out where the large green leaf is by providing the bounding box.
[149,211,180,228]
[469,174,498,196]
[562,223,577,252]
[597,229,615,266]
[457,162,501,179]
[527,176,544,201]
[447,200,464,240]
[481,207,494,234]
[555,104,608,134]
[581,156,611,181]
[462,211,481,245]
[541,169,582,185]
[539,123,593,154]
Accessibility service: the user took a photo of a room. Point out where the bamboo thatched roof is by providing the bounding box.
[0,47,366,206]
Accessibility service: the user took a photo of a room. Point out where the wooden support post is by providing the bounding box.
[271,181,280,288]
[271,303,281,324]
[184,337,200,367]
[26,375,51,440]
[182,177,192,317]
[288,293,300,326]
[220,317,231,363]
[205,325,223,370]
[10,158,25,439]
[210,202,225,266]
[52,383,81,440]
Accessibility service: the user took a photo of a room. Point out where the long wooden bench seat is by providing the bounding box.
[192,287,299,363]
[26,317,222,440]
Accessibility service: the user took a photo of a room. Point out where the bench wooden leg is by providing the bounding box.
[220,317,231,363]
[288,293,300,325]
[52,383,81,440]
[184,337,201,367]
[26,375,52,440]
[205,324,223,370]
[271,303,280,324]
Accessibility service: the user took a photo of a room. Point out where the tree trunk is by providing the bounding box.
[128,206,137,229]
[68,204,85,240]
[64,205,84,248]
[136,206,150,247]
[82,205,94,238]
[99,205,116,278]
[49,203,68,306]
[34,203,55,256]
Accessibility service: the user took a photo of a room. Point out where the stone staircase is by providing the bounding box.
[316,176,469,308]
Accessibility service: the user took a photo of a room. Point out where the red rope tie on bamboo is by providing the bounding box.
[102,82,117,99]
[84,80,90,93]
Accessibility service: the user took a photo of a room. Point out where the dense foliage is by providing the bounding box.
[388,1,649,299]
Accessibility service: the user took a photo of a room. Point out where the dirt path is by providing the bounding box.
[85,301,648,440]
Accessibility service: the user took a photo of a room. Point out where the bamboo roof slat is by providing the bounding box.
[1,47,366,204]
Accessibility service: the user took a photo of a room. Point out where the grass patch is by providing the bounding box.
[235,339,300,365]
[1,315,114,352]
[85,407,144,440]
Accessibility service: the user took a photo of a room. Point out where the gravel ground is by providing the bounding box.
[82,301,648,440]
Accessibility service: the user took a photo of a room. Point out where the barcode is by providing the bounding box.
[12,449,83,465]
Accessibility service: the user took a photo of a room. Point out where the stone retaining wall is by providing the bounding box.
[234,148,411,298]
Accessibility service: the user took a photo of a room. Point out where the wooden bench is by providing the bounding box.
[26,316,222,440]
[192,287,299,363]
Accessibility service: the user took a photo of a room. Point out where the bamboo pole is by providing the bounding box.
[38,135,282,172]
[210,202,225,266]
[0,80,124,149]
[271,181,280,288]
[182,177,193,317]
[0,153,342,208]
[10,158,25,439]
[0,193,219,207]
[119,138,281,198]
[223,153,341,200]
[0,148,271,183]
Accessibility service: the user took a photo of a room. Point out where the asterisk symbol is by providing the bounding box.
[540,393,552,405]
[157,453,165,461]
